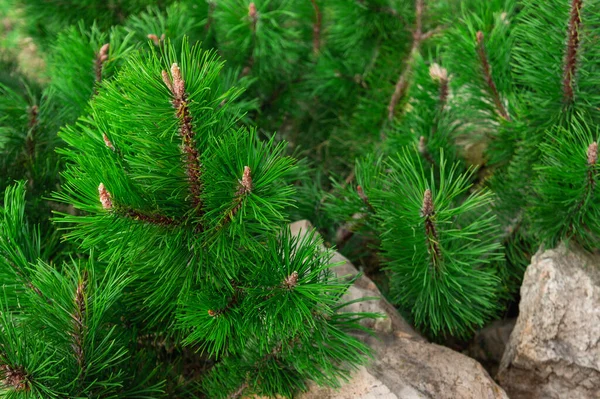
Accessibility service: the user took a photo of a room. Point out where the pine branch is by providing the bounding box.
[563,0,583,103]
[387,0,438,122]
[161,63,204,214]
[228,381,249,399]
[421,189,441,268]
[25,105,39,159]
[217,166,253,229]
[475,31,510,121]
[356,185,375,213]
[71,271,87,375]
[310,0,322,55]
[205,1,216,32]
[98,183,180,227]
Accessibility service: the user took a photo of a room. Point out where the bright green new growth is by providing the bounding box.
[353,150,503,338]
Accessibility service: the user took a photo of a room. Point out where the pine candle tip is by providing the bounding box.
[98,183,113,210]
[421,189,434,217]
[284,271,299,289]
[161,70,173,92]
[429,63,448,82]
[236,166,253,196]
[418,136,427,153]
[249,2,257,19]
[1,365,28,391]
[147,33,160,46]
[476,31,484,44]
[103,133,115,151]
[241,166,252,192]
[170,63,185,99]
[588,142,598,166]
[98,43,110,62]
[357,185,367,200]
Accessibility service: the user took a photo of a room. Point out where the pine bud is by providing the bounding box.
[208,309,216,317]
[588,142,598,166]
[147,33,161,46]
[98,183,113,210]
[103,133,115,151]
[171,63,185,100]
[429,63,448,82]
[357,185,368,202]
[418,136,427,154]
[284,271,299,289]
[476,30,484,45]
[161,70,173,93]
[248,2,257,20]
[421,189,434,217]
[240,166,252,194]
[98,43,110,63]
[1,365,28,391]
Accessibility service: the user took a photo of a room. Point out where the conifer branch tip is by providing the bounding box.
[587,141,597,166]
[71,271,88,372]
[98,183,113,210]
[0,365,28,392]
[102,133,115,151]
[249,3,258,32]
[563,0,583,103]
[283,271,299,289]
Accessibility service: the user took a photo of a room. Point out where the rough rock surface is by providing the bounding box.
[288,220,508,399]
[497,243,600,399]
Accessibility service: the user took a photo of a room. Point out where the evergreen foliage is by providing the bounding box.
[2,0,600,395]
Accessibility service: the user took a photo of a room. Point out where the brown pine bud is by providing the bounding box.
[421,189,434,217]
[208,309,216,317]
[98,183,113,210]
[418,136,427,154]
[357,185,368,202]
[238,166,252,195]
[161,70,173,93]
[1,364,28,391]
[429,63,448,83]
[476,30,484,45]
[103,133,115,151]
[98,43,110,63]
[147,33,161,46]
[248,2,257,20]
[588,142,598,166]
[171,63,185,99]
[284,271,299,289]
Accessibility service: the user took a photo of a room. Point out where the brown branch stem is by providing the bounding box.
[162,64,204,214]
[563,0,583,103]
[475,31,510,121]
[310,0,322,55]
[421,189,442,268]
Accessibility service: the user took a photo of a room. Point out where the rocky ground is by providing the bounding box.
[285,220,600,399]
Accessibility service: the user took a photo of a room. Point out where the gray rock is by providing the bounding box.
[497,242,600,399]
[289,220,508,399]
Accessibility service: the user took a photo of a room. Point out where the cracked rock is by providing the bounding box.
[497,242,600,399]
